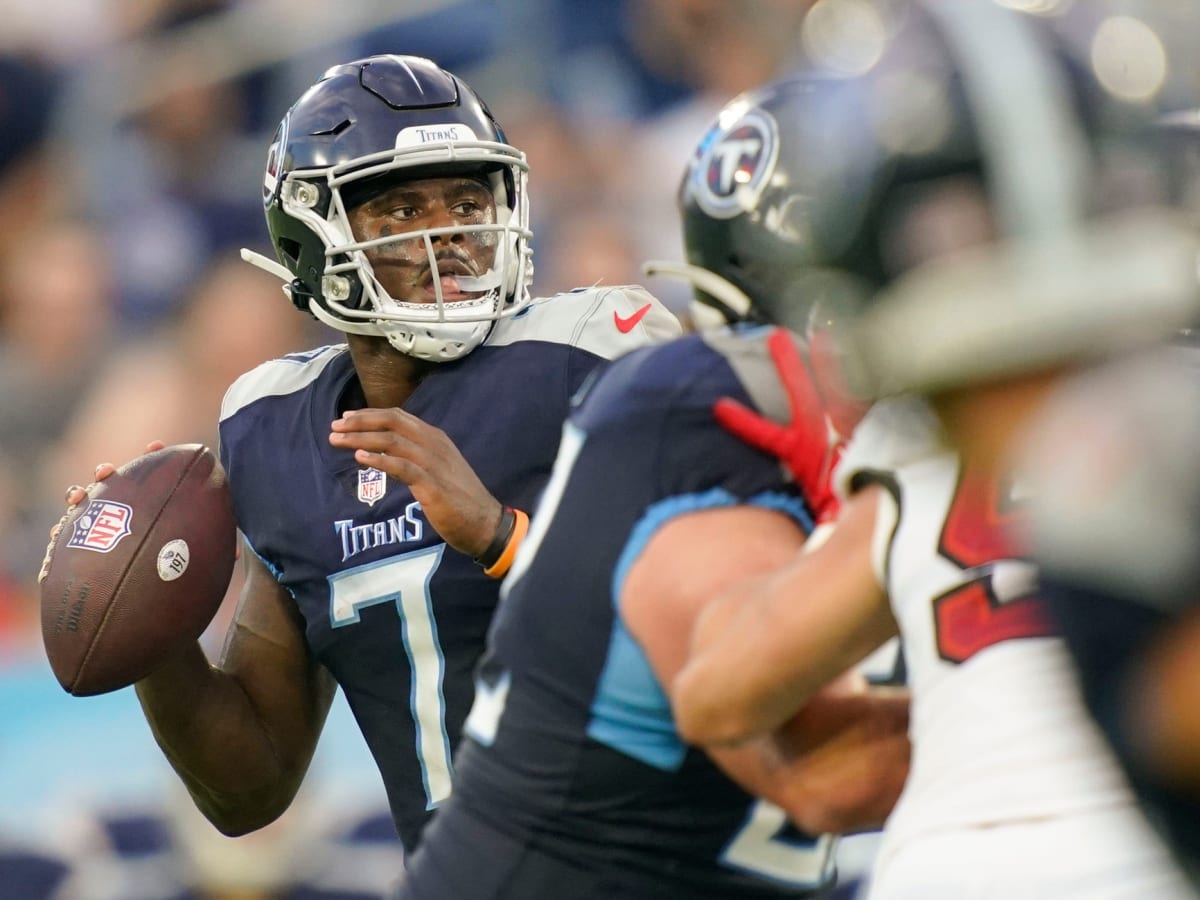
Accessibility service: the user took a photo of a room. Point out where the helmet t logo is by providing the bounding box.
[711,137,763,196]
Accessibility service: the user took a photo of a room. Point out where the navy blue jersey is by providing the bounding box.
[217,287,679,852]
[399,327,836,899]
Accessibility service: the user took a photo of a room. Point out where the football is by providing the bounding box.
[39,444,237,696]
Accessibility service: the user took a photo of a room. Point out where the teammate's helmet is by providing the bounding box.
[261,55,533,361]
[675,0,1200,395]
[673,76,832,332]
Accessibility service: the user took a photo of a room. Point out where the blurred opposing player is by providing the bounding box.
[673,2,1199,897]
[857,108,1200,888]
[394,76,912,900]
[53,55,679,859]
[1016,345,1200,889]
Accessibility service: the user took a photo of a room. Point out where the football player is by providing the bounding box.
[392,75,912,900]
[672,1,1198,897]
[860,98,1200,891]
[54,54,679,858]
[1016,344,1200,889]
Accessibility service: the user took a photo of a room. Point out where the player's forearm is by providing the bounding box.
[674,655,813,746]
[707,687,909,837]
[674,590,885,746]
[134,642,317,835]
[772,687,911,834]
[673,582,791,744]
[676,491,893,746]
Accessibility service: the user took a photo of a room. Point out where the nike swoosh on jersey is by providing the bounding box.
[614,303,652,333]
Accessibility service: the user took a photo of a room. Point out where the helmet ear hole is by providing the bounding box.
[278,238,302,268]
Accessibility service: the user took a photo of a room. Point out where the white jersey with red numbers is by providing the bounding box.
[835,397,1189,899]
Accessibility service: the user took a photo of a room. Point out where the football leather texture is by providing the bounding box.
[40,444,237,696]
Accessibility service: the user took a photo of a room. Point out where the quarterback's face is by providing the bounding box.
[348,176,499,304]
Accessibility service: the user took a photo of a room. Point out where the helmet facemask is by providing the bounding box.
[279,135,533,361]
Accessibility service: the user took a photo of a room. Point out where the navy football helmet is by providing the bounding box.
[249,54,533,361]
[656,0,1200,394]
[652,76,835,332]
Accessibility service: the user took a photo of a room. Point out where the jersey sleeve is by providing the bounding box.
[489,285,680,357]
[835,396,944,499]
[575,333,815,531]
[867,481,900,595]
[216,345,347,557]
[584,284,683,351]
[565,286,681,399]
[833,395,943,591]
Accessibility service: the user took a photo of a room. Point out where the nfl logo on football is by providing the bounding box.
[357,468,387,507]
[67,500,134,553]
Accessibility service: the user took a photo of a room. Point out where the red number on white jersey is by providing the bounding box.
[932,463,1056,664]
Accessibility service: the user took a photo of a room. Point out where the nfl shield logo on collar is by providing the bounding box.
[357,467,387,507]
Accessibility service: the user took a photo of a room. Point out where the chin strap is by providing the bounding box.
[240,247,379,329]
[240,247,293,283]
[239,247,510,355]
[240,247,311,313]
[642,259,753,330]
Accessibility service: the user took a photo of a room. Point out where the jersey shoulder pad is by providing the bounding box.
[219,344,346,422]
[835,396,943,498]
[487,284,681,359]
[573,331,711,422]
[701,325,798,426]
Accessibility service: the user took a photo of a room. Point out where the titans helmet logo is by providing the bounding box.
[689,108,779,219]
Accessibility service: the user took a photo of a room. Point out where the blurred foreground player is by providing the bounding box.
[859,109,1200,885]
[1017,347,1200,889]
[674,2,1198,897]
[394,76,912,900]
[53,54,678,857]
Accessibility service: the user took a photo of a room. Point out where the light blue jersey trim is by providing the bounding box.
[749,490,815,535]
[586,487,811,770]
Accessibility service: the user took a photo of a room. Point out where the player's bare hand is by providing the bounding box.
[330,409,501,558]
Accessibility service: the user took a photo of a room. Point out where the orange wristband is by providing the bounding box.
[483,508,529,579]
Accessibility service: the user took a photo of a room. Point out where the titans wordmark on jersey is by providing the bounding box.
[398,327,836,900]
[217,286,678,852]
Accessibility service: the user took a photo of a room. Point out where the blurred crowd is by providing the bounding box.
[0,0,820,654]
[0,0,813,896]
